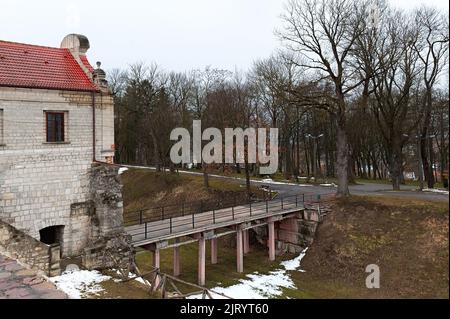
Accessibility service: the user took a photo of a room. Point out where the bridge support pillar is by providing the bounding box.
[211,238,218,265]
[152,249,160,268]
[198,236,206,286]
[173,246,181,277]
[268,219,276,261]
[243,230,250,254]
[236,227,244,273]
[152,249,161,290]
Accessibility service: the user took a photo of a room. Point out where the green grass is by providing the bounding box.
[135,238,293,295]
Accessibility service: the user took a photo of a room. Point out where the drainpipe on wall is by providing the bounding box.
[92,92,96,162]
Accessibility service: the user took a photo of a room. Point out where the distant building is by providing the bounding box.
[0,35,130,274]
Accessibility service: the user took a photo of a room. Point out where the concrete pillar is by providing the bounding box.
[198,236,206,286]
[152,249,160,269]
[152,250,161,290]
[211,238,218,265]
[268,220,276,261]
[243,230,250,254]
[173,246,181,277]
[236,228,244,273]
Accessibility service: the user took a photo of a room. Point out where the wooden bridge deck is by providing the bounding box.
[125,195,312,247]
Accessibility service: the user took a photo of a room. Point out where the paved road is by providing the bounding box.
[257,180,449,202]
[121,165,449,202]
[0,254,67,299]
[180,170,448,202]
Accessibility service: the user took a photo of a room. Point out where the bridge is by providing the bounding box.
[125,193,327,286]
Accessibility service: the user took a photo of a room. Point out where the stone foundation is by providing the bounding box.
[254,204,329,255]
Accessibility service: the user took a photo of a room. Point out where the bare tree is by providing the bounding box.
[413,7,449,188]
[191,67,232,188]
[369,9,421,190]
[278,0,366,196]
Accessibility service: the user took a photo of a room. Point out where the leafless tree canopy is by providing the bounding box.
[110,0,449,194]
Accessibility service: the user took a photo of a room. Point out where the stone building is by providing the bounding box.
[0,34,132,274]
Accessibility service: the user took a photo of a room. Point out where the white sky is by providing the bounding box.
[0,0,448,72]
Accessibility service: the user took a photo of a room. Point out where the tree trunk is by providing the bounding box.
[202,162,209,189]
[244,142,251,199]
[389,141,403,191]
[336,122,350,196]
[421,91,435,188]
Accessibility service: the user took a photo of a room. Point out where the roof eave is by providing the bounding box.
[0,83,100,93]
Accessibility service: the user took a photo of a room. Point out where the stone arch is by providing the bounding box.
[35,218,69,253]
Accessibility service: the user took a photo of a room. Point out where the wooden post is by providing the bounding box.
[211,238,218,265]
[236,227,244,273]
[198,236,206,286]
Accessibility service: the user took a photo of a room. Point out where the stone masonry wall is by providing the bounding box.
[252,204,329,255]
[0,87,114,258]
[0,219,60,276]
[82,163,134,271]
[275,205,328,254]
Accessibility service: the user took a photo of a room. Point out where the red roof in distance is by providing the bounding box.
[0,40,98,92]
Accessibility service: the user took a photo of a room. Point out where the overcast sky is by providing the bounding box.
[0,0,448,73]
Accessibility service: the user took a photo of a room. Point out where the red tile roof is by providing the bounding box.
[0,40,98,92]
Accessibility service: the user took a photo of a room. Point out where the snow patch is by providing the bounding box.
[205,270,295,299]
[113,270,152,286]
[260,178,312,187]
[422,188,449,195]
[320,183,337,188]
[49,270,111,299]
[280,247,308,271]
[189,248,308,299]
[118,167,129,175]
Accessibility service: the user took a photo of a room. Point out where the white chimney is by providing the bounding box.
[61,34,90,56]
[61,34,93,79]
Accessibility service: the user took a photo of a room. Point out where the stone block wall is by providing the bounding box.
[253,206,327,255]
[82,163,134,270]
[0,219,60,276]
[0,87,114,258]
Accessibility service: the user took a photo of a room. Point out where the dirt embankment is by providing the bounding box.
[294,196,449,298]
[120,169,263,216]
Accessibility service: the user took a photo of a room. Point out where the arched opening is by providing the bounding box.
[39,225,64,246]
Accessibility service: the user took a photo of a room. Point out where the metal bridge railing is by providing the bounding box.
[126,192,334,243]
